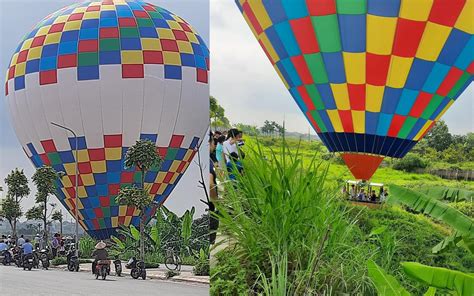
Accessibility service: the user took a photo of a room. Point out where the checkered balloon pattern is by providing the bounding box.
[236,0,473,179]
[5,0,209,239]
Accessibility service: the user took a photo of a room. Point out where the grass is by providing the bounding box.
[215,138,375,295]
[211,136,473,295]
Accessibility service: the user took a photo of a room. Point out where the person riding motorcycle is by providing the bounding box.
[0,239,12,264]
[22,238,34,263]
[91,241,109,274]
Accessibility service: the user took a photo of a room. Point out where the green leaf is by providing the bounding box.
[423,287,436,296]
[432,231,461,254]
[130,224,140,241]
[181,210,192,244]
[150,223,160,247]
[402,262,474,296]
[367,260,411,296]
[389,185,474,236]
[111,235,125,250]
[369,226,388,237]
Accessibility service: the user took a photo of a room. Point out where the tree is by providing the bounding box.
[210,96,230,130]
[424,120,453,152]
[0,196,22,234]
[235,123,260,136]
[51,210,63,236]
[120,139,163,262]
[271,121,285,137]
[4,168,30,238]
[116,187,154,262]
[30,166,60,247]
[261,120,276,135]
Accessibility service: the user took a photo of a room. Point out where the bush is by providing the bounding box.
[393,154,428,172]
[349,205,474,294]
[451,202,474,218]
[50,257,92,266]
[211,250,248,296]
[79,236,96,258]
[193,248,209,276]
[51,257,67,266]
[166,270,179,278]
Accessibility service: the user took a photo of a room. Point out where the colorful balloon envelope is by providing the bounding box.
[5,0,209,239]
[236,0,473,180]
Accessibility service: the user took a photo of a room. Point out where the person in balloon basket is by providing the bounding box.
[349,184,356,200]
[357,189,367,202]
[370,190,378,203]
[91,241,109,274]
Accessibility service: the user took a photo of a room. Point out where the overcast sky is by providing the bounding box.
[210,0,473,136]
[0,0,209,221]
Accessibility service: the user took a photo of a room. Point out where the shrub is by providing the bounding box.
[451,202,474,218]
[393,154,428,172]
[78,236,96,258]
[51,257,67,266]
[350,205,474,294]
[166,270,179,278]
[210,250,248,296]
[193,248,209,276]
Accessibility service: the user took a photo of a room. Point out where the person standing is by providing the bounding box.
[223,128,241,163]
[17,234,25,247]
[209,133,219,245]
[215,135,226,172]
[51,233,60,258]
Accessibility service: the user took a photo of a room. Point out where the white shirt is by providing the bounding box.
[17,237,25,247]
[223,139,238,163]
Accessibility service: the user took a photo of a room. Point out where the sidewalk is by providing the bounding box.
[51,263,209,285]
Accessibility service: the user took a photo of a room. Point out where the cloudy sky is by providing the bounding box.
[210,1,473,136]
[0,0,209,221]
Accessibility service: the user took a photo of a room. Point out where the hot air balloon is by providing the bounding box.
[236,0,473,180]
[5,0,209,239]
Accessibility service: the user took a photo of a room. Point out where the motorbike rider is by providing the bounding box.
[22,238,34,262]
[0,239,11,263]
[91,241,109,274]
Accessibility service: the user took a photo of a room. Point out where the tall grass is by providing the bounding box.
[215,139,375,295]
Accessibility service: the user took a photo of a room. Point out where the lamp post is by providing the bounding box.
[51,122,79,258]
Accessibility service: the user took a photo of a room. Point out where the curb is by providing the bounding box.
[49,265,209,285]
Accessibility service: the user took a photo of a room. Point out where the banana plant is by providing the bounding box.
[368,260,474,296]
[367,260,410,296]
[402,262,474,296]
[389,184,474,253]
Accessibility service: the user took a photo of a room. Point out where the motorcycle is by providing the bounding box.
[66,249,79,272]
[0,249,12,265]
[125,257,146,280]
[39,248,50,269]
[13,247,23,267]
[95,260,111,280]
[23,254,34,271]
[113,258,122,277]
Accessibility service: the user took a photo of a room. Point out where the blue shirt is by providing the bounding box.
[216,143,224,163]
[22,242,33,254]
[0,242,7,251]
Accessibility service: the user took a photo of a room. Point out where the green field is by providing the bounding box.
[246,135,474,191]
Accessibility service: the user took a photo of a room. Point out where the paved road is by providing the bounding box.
[0,265,209,296]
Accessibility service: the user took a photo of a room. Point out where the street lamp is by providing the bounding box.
[51,122,79,259]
